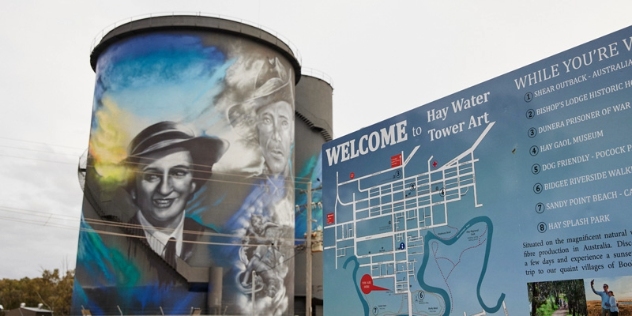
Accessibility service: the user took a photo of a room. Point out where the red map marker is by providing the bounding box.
[326,213,335,225]
[391,153,402,167]
[350,172,355,179]
[360,274,389,294]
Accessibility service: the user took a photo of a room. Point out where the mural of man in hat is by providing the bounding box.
[228,56,295,180]
[124,121,228,268]
[223,57,295,316]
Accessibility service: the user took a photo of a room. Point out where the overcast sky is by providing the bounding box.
[1,0,631,280]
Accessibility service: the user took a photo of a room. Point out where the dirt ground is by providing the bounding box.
[587,300,631,316]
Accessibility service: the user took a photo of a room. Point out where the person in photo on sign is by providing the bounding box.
[607,291,619,316]
[591,279,611,316]
[124,121,228,268]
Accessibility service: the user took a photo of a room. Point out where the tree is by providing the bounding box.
[0,269,74,316]
[528,279,586,316]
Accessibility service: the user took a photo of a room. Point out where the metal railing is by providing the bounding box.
[89,11,302,65]
[301,67,334,89]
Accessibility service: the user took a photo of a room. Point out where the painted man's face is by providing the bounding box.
[135,148,196,229]
[256,100,293,175]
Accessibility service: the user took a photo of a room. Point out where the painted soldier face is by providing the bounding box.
[256,100,293,176]
[134,148,196,229]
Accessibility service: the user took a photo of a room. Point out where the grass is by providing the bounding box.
[535,296,559,316]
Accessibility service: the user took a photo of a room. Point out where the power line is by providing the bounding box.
[0,154,77,165]
[0,136,85,151]
[0,135,314,185]
[0,204,307,244]
[0,137,84,167]
[0,205,80,220]
[0,144,82,157]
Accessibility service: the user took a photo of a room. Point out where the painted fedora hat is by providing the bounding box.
[228,57,294,128]
[124,121,229,186]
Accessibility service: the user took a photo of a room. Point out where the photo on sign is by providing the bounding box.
[527,279,586,316]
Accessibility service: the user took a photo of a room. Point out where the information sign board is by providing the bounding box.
[323,25,632,315]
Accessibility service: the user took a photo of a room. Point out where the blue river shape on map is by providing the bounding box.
[417,216,505,316]
[343,256,370,315]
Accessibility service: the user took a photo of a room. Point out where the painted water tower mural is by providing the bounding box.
[72,15,300,315]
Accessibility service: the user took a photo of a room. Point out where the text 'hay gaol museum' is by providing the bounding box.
[72,14,331,316]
